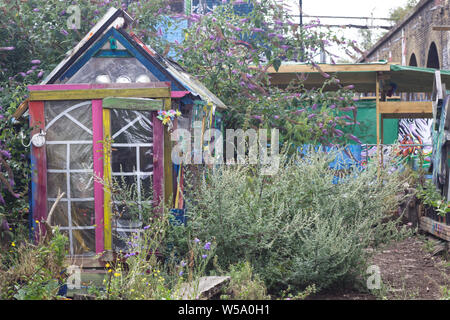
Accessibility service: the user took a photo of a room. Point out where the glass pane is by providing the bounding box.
[111,147,136,172]
[47,201,69,227]
[70,144,93,170]
[72,229,95,255]
[66,57,159,84]
[140,147,153,173]
[47,144,67,169]
[71,201,95,227]
[45,100,92,141]
[111,109,153,144]
[69,105,93,129]
[70,172,94,199]
[46,116,92,141]
[47,173,67,198]
[140,174,152,201]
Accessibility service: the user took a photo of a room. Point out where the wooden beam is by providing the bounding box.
[29,87,171,101]
[379,101,432,115]
[264,63,391,74]
[102,97,164,111]
[432,25,450,31]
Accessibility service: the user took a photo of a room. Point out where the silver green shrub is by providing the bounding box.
[182,148,409,293]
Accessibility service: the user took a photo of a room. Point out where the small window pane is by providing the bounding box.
[47,173,67,198]
[70,173,94,199]
[111,147,136,172]
[71,201,95,227]
[47,144,67,169]
[47,201,69,227]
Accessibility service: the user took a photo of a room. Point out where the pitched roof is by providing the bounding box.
[41,8,227,109]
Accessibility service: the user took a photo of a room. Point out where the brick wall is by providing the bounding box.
[361,0,450,69]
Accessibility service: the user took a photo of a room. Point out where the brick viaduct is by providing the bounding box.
[359,0,450,70]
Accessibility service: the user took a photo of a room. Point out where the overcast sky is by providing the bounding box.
[282,0,413,61]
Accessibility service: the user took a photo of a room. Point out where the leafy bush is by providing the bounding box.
[0,227,68,300]
[180,149,409,294]
[221,261,270,300]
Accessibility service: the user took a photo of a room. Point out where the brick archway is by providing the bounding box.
[426,41,440,69]
[409,53,418,66]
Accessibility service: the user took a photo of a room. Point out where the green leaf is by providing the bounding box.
[273,59,282,72]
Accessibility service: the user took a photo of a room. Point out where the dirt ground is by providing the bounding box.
[308,234,450,300]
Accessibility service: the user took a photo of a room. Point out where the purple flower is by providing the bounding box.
[274,115,280,119]
[33,8,40,12]
[144,225,150,230]
[204,242,211,250]
[60,29,69,36]
[311,103,317,110]
[194,238,200,244]
[179,271,184,276]
[202,254,207,259]
[181,261,187,267]
[348,134,362,144]
[251,28,264,33]
[334,129,344,137]
[329,104,336,109]
[293,109,305,115]
[19,72,26,77]
[307,113,316,119]
[340,106,356,112]
[0,47,15,51]
[37,71,44,78]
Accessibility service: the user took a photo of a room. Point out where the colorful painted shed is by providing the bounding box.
[25,8,226,258]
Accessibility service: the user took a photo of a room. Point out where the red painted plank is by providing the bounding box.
[29,101,47,240]
[152,112,164,211]
[92,99,104,254]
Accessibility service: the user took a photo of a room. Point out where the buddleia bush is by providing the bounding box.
[181,149,409,294]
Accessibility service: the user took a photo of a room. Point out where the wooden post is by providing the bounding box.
[376,72,381,177]
[163,98,174,207]
[29,101,48,240]
[92,99,104,254]
[102,108,112,251]
[152,112,165,211]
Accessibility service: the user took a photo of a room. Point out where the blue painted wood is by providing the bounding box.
[60,28,117,81]
[59,28,185,92]
[94,50,133,58]
[111,29,183,91]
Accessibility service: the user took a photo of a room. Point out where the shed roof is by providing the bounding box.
[267,61,450,93]
[40,8,226,109]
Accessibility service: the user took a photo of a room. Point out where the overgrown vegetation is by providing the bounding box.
[171,149,411,295]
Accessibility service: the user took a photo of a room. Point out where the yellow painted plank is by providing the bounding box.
[103,109,112,251]
[163,98,173,206]
[264,63,391,74]
[29,87,171,101]
[379,101,432,114]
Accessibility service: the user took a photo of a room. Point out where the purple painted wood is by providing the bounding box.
[152,111,164,211]
[29,101,48,240]
[92,99,104,254]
